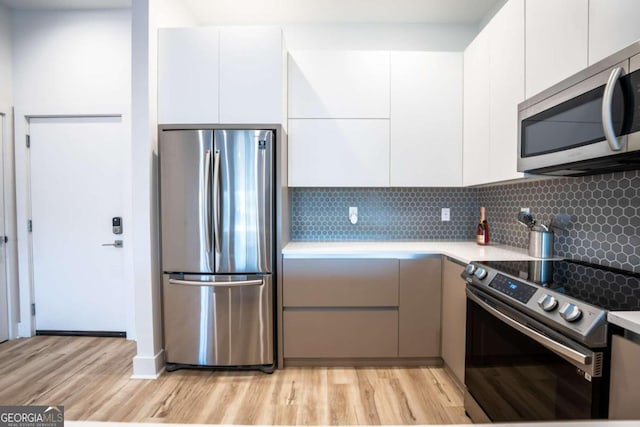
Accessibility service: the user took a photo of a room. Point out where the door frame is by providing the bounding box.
[0,109,13,341]
[14,109,135,339]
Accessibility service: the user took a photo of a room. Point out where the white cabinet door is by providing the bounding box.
[463,30,491,186]
[288,51,390,119]
[288,119,389,187]
[526,0,588,98]
[589,0,640,64]
[390,52,462,186]
[219,27,283,124]
[488,0,525,183]
[158,27,219,124]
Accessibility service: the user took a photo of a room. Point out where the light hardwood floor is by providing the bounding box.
[0,336,470,425]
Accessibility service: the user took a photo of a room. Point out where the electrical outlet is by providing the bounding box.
[349,207,358,225]
[520,207,531,214]
[441,208,450,221]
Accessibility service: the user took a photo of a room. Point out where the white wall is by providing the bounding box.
[12,8,134,338]
[0,5,12,107]
[0,4,19,340]
[131,0,196,378]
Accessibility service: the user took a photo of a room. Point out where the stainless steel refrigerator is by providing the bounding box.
[159,128,274,371]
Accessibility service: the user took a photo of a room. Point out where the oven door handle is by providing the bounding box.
[466,290,592,366]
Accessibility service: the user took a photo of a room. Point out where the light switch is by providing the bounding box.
[441,208,450,221]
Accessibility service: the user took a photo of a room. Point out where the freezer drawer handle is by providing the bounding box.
[169,278,263,288]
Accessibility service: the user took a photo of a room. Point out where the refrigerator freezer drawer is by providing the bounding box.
[163,273,274,366]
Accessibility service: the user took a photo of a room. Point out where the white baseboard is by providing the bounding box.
[131,348,165,379]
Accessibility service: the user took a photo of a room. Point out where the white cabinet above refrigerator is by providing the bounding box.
[158,26,284,125]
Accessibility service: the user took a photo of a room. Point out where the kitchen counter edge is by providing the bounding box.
[282,240,537,264]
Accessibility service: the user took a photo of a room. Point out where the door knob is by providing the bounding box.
[102,240,123,248]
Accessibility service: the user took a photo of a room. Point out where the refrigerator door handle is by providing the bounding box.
[213,149,221,254]
[203,149,212,253]
[168,278,264,287]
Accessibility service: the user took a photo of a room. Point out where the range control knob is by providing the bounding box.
[537,294,558,312]
[464,264,477,275]
[559,303,582,322]
[474,267,488,280]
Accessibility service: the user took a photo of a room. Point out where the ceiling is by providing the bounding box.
[0,0,504,25]
[183,0,503,25]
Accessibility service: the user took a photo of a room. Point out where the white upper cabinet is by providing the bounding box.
[463,0,524,186]
[158,27,220,124]
[462,30,491,187]
[288,119,390,187]
[525,0,588,98]
[219,27,283,124]
[390,52,463,187]
[158,26,284,125]
[288,51,390,119]
[488,0,525,183]
[589,0,640,64]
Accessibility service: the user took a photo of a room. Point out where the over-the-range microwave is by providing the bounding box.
[518,41,640,176]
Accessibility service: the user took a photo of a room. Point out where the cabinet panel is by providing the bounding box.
[283,309,398,358]
[288,50,390,119]
[488,0,525,183]
[398,258,442,358]
[441,258,466,385]
[288,119,390,187]
[526,0,588,98]
[463,30,491,186]
[158,27,219,124]
[283,258,398,307]
[219,27,283,124]
[390,52,462,186]
[589,0,640,65]
[609,334,640,419]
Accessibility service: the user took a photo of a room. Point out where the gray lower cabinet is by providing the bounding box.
[441,257,467,386]
[282,257,442,362]
[398,257,442,357]
[609,334,640,419]
[283,310,398,358]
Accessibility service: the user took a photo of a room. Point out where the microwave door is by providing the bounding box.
[518,62,629,174]
[160,129,214,273]
[213,130,273,274]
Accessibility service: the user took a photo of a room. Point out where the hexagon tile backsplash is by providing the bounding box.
[290,187,479,241]
[478,169,640,273]
[290,170,640,273]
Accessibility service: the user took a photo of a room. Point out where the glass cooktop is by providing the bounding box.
[476,259,640,312]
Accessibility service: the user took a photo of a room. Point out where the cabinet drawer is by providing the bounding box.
[283,258,398,307]
[283,309,398,358]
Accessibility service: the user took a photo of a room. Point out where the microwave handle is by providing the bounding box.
[602,66,623,152]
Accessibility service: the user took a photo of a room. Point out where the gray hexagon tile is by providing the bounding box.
[478,169,640,273]
[290,187,478,241]
[290,170,640,273]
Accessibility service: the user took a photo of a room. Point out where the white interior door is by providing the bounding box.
[30,116,126,333]
[0,114,7,342]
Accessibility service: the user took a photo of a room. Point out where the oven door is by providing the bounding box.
[465,286,608,422]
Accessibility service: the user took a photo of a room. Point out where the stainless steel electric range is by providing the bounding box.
[461,259,640,423]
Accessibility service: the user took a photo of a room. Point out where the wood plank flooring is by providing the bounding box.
[0,336,470,425]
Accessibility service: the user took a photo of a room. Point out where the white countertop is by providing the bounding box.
[608,311,640,335]
[282,240,538,264]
